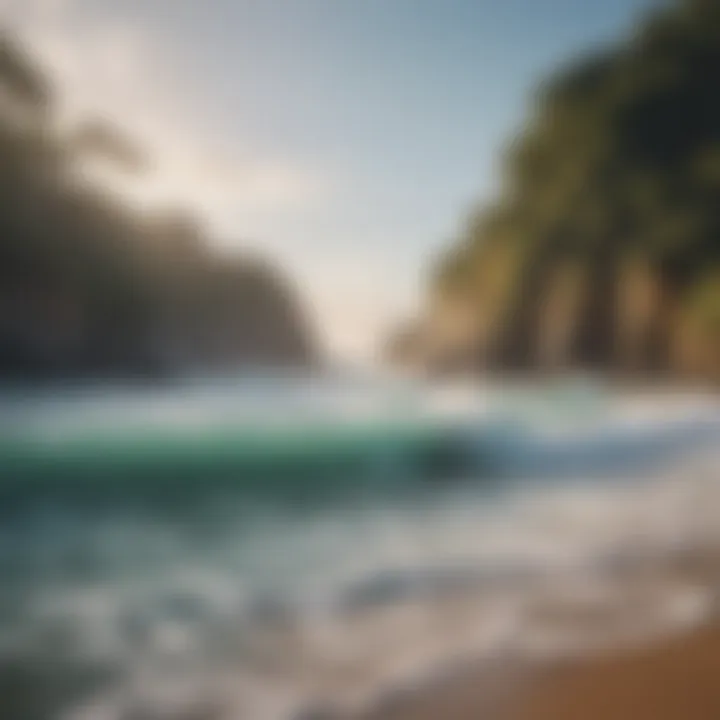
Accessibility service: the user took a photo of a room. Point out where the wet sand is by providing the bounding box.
[363,620,720,720]
[501,622,720,720]
[360,548,720,720]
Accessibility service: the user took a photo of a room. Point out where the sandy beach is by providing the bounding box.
[359,548,720,720]
[362,615,720,720]
[502,621,720,720]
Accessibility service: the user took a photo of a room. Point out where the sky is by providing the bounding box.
[3,0,663,362]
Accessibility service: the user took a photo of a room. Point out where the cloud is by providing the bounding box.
[3,0,327,237]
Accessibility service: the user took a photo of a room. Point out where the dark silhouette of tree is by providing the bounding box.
[0,35,316,379]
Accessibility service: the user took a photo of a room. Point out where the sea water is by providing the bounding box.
[0,374,719,719]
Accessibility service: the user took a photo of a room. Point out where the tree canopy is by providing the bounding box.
[424,0,720,377]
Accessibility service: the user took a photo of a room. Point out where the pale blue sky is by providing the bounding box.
[8,0,663,360]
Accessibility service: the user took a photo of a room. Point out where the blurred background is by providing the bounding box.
[2,1,720,719]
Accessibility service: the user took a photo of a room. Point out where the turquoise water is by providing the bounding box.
[1,375,719,720]
[0,376,480,507]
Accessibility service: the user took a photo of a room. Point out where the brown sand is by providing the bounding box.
[362,621,720,720]
[501,623,720,720]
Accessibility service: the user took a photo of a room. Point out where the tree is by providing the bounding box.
[423,0,720,377]
[0,36,316,378]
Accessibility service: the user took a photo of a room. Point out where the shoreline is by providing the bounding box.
[359,617,720,720]
[499,619,720,720]
[357,548,720,720]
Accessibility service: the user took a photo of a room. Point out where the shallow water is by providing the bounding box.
[1,375,719,720]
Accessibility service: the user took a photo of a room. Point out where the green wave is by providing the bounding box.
[0,420,480,506]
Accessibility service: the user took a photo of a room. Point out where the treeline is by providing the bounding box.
[0,35,316,379]
[402,0,720,380]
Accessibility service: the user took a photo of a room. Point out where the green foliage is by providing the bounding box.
[430,0,720,373]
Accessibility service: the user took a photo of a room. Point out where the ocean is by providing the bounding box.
[0,374,719,720]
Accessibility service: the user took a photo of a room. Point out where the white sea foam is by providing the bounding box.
[1,378,720,719]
